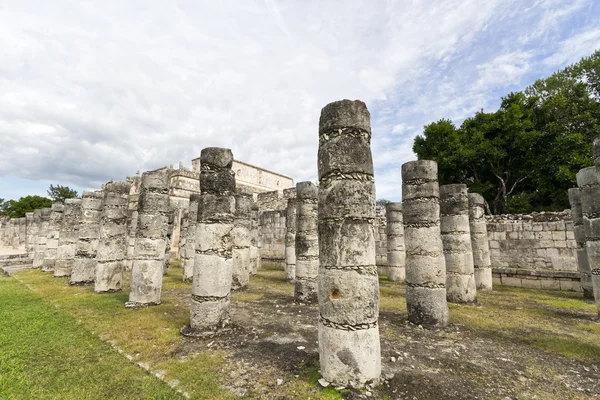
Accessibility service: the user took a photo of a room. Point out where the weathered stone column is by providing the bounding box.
[18,217,27,248]
[468,193,493,290]
[440,184,477,304]
[568,188,594,299]
[594,137,600,181]
[250,201,260,275]
[95,181,130,293]
[232,194,252,290]
[54,198,82,278]
[285,197,297,282]
[576,167,600,317]
[295,181,319,304]
[163,206,175,275]
[385,202,405,282]
[71,191,104,285]
[184,147,235,334]
[317,100,380,385]
[125,175,141,271]
[26,212,36,258]
[42,203,64,272]
[182,194,200,282]
[127,169,171,307]
[402,160,449,327]
[33,208,51,268]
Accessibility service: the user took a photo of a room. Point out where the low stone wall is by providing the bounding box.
[486,211,577,271]
[492,267,581,292]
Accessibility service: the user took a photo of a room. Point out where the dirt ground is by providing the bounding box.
[166,265,600,400]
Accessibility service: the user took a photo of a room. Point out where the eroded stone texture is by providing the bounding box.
[440,184,477,304]
[42,203,65,272]
[317,100,381,385]
[182,194,200,282]
[295,181,319,304]
[232,193,252,290]
[163,205,176,275]
[249,201,260,275]
[28,211,40,259]
[469,193,493,290]
[576,167,600,317]
[385,202,405,282]
[71,191,104,285]
[188,148,235,332]
[568,188,594,299]
[54,198,82,278]
[33,208,51,269]
[402,160,449,327]
[128,169,171,307]
[95,182,130,293]
[125,175,141,271]
[285,197,297,282]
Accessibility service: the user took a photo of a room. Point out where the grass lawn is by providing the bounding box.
[0,274,182,400]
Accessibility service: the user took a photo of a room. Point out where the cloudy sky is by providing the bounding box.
[1,0,599,201]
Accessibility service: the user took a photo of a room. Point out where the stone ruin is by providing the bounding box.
[1,102,600,388]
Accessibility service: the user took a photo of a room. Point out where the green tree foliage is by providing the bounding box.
[0,196,52,218]
[413,50,600,214]
[47,184,78,203]
[376,199,391,207]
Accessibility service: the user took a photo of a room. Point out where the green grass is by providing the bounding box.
[0,274,182,400]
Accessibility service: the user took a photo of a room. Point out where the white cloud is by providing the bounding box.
[0,0,597,201]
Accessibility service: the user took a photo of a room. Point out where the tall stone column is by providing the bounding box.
[594,137,600,181]
[295,181,319,304]
[385,202,405,282]
[95,182,130,293]
[182,194,200,282]
[576,167,600,317]
[568,188,594,299]
[250,201,260,276]
[127,169,171,307]
[163,206,175,275]
[184,147,235,334]
[232,194,252,290]
[402,160,449,327]
[317,100,380,385]
[33,208,51,268]
[285,197,297,282]
[71,191,104,285]
[18,217,27,248]
[42,203,64,272]
[468,193,493,290]
[26,212,37,258]
[125,175,141,271]
[54,198,82,278]
[440,184,477,304]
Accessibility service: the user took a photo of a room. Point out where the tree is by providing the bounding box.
[413,51,599,214]
[376,199,392,207]
[47,184,78,203]
[0,196,52,218]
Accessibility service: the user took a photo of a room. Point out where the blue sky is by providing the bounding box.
[1,0,599,202]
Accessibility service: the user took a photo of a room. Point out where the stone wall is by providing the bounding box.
[486,211,577,271]
[259,210,286,264]
[375,206,387,270]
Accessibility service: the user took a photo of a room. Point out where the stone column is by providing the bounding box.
[568,188,594,299]
[163,205,175,275]
[440,184,477,304]
[469,193,493,290]
[184,147,235,334]
[594,137,600,181]
[26,212,36,258]
[42,203,64,272]
[385,202,405,282]
[285,197,297,282]
[182,194,200,282]
[232,194,252,290]
[576,167,600,317]
[249,201,260,275]
[54,198,82,278]
[18,217,27,248]
[295,181,319,304]
[402,160,449,327]
[317,100,380,385]
[126,175,141,271]
[127,169,171,307]
[33,208,51,269]
[95,181,130,293]
[71,191,104,285]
